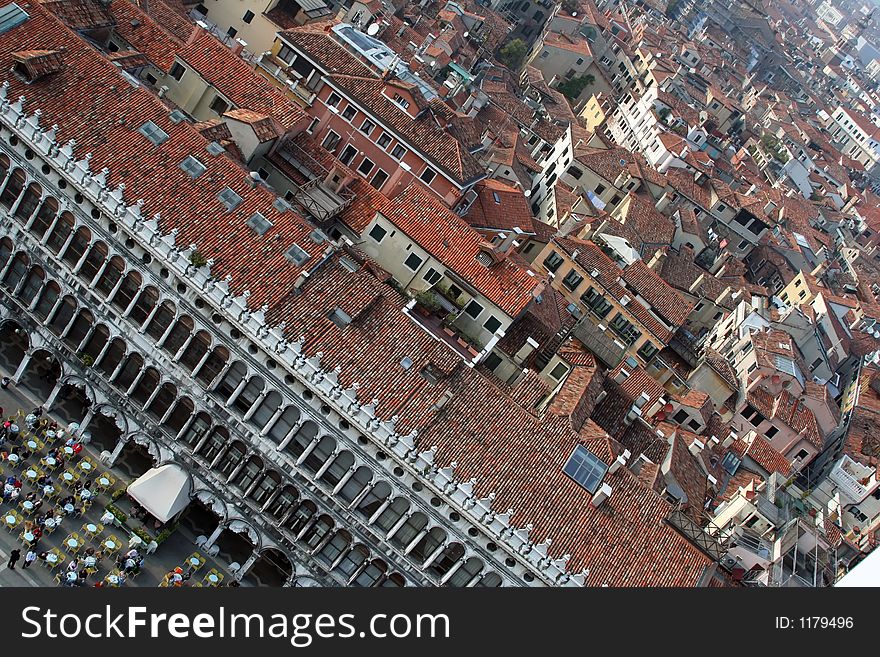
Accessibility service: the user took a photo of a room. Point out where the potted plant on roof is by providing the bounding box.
[414,290,441,316]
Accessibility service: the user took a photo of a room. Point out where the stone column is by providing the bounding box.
[203,523,225,549]
[11,351,32,384]
[234,550,260,581]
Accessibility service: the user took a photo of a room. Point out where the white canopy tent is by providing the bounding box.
[126,463,192,523]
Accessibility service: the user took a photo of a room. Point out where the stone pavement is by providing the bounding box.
[0,373,241,588]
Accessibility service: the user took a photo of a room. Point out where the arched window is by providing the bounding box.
[94,255,125,298]
[32,281,60,321]
[474,572,503,587]
[198,427,230,461]
[146,382,177,420]
[410,527,446,564]
[301,515,334,549]
[390,512,428,550]
[144,300,176,342]
[48,296,77,335]
[316,531,352,568]
[302,435,336,474]
[130,367,160,407]
[96,338,126,376]
[162,397,194,436]
[2,252,29,290]
[445,556,483,587]
[373,497,409,533]
[110,270,141,311]
[215,441,245,476]
[248,390,282,432]
[112,352,144,392]
[161,315,194,356]
[250,470,281,505]
[0,155,10,183]
[17,266,45,306]
[232,455,263,491]
[77,241,108,285]
[428,543,466,580]
[285,421,319,460]
[320,451,354,488]
[269,485,298,519]
[29,196,57,239]
[179,411,211,447]
[60,226,91,268]
[0,236,12,268]
[334,545,369,580]
[0,168,25,208]
[195,346,229,387]
[213,361,247,401]
[381,573,406,587]
[355,481,391,519]
[62,309,94,350]
[287,500,317,534]
[337,466,372,504]
[180,330,211,371]
[14,182,41,221]
[127,286,159,327]
[268,406,301,443]
[353,559,387,587]
[232,376,264,416]
[45,212,74,255]
[80,324,110,362]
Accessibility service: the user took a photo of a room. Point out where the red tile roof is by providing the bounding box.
[731,433,792,477]
[0,1,713,585]
[178,27,308,131]
[464,178,535,233]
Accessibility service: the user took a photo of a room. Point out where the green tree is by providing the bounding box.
[557,73,596,100]
[498,38,528,70]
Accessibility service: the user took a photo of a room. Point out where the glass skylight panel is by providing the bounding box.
[285,243,310,266]
[138,120,169,146]
[563,445,608,493]
[246,212,273,236]
[217,187,243,211]
[179,155,207,178]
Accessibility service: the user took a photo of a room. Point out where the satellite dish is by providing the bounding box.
[463,31,469,38]
[366,23,380,36]
[524,189,532,197]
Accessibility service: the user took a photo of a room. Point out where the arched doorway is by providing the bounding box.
[113,437,158,481]
[0,321,28,374]
[16,348,60,402]
[88,412,124,455]
[243,548,293,587]
[53,381,91,426]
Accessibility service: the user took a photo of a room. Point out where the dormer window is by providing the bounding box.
[393,93,410,110]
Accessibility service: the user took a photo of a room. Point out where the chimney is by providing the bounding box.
[647,248,666,271]
[721,429,737,448]
[607,449,631,474]
[232,38,248,57]
[513,337,540,365]
[591,483,613,507]
[688,273,705,293]
[688,439,705,457]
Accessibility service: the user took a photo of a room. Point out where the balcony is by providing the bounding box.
[254,57,317,106]
[273,141,355,223]
[829,455,874,504]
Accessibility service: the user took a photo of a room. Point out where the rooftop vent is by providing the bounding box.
[246,212,273,236]
[284,243,311,266]
[216,187,243,212]
[206,141,225,156]
[169,109,188,124]
[179,155,206,178]
[138,120,169,146]
[328,307,352,328]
